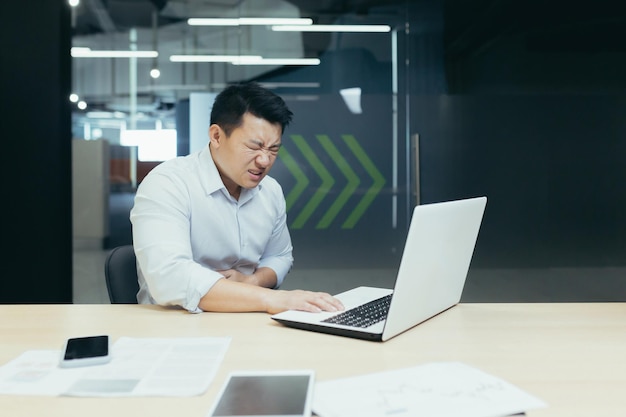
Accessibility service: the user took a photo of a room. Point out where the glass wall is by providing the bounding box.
[70,0,412,269]
[70,0,626,301]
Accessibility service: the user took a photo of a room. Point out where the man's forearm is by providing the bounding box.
[198,277,345,315]
[198,278,273,312]
[250,266,278,288]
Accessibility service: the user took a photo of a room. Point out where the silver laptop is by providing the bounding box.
[271,196,487,342]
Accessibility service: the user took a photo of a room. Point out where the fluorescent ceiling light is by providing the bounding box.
[169,55,262,63]
[169,55,318,66]
[188,18,238,26]
[260,82,320,88]
[232,58,320,66]
[272,24,391,33]
[86,111,116,118]
[137,84,208,92]
[71,47,158,58]
[188,17,312,26]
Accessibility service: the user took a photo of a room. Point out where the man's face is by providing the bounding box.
[210,112,282,198]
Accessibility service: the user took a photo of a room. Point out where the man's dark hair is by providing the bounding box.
[210,82,293,136]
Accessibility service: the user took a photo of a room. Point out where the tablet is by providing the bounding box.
[207,370,315,417]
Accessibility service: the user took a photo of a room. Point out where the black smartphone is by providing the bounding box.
[59,335,111,368]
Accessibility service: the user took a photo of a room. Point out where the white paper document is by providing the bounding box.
[0,337,230,397]
[313,362,547,417]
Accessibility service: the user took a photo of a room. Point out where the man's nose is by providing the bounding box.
[256,151,271,166]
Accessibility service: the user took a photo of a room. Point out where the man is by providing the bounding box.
[130,82,344,314]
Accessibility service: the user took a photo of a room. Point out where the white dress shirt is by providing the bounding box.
[130,145,293,312]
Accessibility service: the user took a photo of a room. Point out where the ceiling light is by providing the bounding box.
[86,111,115,118]
[169,55,319,66]
[188,17,312,26]
[169,55,263,63]
[232,58,320,66]
[259,82,320,88]
[188,18,238,26]
[272,24,391,33]
[71,47,158,58]
[150,68,161,79]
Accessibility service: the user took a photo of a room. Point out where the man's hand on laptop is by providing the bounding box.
[265,290,345,315]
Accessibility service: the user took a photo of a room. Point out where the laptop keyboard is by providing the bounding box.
[322,294,392,328]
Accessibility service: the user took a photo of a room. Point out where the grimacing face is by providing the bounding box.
[209,112,282,199]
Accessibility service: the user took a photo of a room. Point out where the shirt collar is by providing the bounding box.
[199,145,223,195]
[199,145,261,202]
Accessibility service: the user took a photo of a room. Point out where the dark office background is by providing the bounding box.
[2,2,72,303]
[2,1,625,303]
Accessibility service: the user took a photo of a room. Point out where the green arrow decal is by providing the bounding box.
[341,134,386,229]
[277,146,309,211]
[315,134,360,229]
[290,134,335,229]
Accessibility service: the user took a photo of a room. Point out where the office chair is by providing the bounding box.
[104,245,140,304]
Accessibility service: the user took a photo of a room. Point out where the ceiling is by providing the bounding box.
[70,0,406,119]
[70,0,626,125]
[72,0,405,35]
[71,0,406,65]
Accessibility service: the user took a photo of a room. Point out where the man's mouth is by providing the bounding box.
[249,169,263,179]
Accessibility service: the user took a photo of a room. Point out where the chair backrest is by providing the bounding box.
[104,245,139,304]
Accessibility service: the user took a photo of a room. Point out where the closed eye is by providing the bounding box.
[247,142,281,156]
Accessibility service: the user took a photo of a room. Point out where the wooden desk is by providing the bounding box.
[1,303,624,416]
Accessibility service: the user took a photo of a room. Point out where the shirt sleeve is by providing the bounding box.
[256,181,294,288]
[130,168,222,312]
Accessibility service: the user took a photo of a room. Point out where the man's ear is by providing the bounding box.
[208,124,222,147]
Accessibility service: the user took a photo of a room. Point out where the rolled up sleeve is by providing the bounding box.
[131,167,220,312]
[257,206,293,288]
